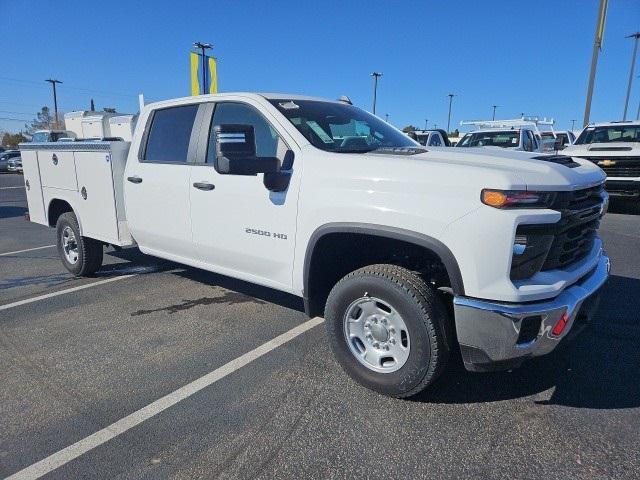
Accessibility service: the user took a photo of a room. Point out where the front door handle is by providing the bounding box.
[193,182,215,191]
[127,176,143,184]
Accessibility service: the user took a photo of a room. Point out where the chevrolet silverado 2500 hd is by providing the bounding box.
[19,93,610,397]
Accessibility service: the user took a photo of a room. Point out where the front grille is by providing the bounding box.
[515,184,604,275]
[542,185,604,270]
[578,156,640,178]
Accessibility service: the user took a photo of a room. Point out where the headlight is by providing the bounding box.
[481,189,556,209]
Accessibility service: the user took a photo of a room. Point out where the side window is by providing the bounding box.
[207,102,281,165]
[144,104,198,163]
[428,133,441,146]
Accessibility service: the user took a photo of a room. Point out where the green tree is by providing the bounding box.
[1,132,28,148]
[402,125,417,133]
[25,106,57,134]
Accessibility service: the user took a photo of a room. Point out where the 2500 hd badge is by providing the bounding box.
[245,228,288,240]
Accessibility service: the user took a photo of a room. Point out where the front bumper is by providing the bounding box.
[453,252,610,372]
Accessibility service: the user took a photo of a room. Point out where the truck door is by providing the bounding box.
[124,104,200,260]
[189,101,301,291]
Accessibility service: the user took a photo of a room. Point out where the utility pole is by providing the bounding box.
[45,79,62,128]
[583,0,608,127]
[446,93,455,133]
[193,41,213,94]
[492,105,499,120]
[570,119,577,131]
[370,72,383,115]
[424,119,428,130]
[623,32,640,120]
[385,113,389,122]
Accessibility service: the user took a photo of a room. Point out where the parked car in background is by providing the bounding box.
[8,155,22,173]
[30,130,77,143]
[564,120,640,197]
[412,129,451,147]
[456,127,542,152]
[0,150,21,173]
[540,130,575,151]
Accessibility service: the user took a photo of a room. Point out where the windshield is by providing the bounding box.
[31,132,49,142]
[575,125,640,144]
[268,99,418,153]
[457,130,519,148]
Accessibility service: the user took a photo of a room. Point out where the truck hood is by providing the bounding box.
[563,141,640,157]
[364,146,605,191]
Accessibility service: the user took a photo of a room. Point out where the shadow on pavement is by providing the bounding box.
[0,206,27,219]
[413,274,640,409]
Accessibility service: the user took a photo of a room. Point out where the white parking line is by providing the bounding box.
[5,316,324,480]
[0,245,56,257]
[0,274,137,312]
[0,186,24,190]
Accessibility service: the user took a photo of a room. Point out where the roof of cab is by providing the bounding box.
[145,92,338,110]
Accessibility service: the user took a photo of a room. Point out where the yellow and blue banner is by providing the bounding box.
[190,52,218,95]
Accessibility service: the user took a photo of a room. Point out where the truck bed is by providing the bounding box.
[19,141,135,247]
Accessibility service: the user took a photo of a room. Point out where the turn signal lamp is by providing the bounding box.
[481,189,555,209]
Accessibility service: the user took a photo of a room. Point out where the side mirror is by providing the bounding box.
[214,124,278,175]
[264,150,295,192]
[554,139,565,151]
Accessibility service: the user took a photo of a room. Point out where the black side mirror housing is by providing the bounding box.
[554,139,565,151]
[214,124,279,175]
[264,150,295,192]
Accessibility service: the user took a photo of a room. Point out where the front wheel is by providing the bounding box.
[56,212,103,276]
[325,264,450,398]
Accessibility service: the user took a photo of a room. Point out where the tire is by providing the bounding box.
[56,212,103,276]
[325,264,450,398]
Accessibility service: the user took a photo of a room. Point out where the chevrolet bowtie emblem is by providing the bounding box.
[598,159,616,167]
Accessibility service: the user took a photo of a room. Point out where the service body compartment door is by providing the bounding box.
[74,151,120,244]
[20,150,47,224]
[39,150,78,191]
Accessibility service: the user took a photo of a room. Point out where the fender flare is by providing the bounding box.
[303,222,465,301]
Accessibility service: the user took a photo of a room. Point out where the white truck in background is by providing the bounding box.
[20,93,610,398]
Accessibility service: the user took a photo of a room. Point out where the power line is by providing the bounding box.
[0,76,139,99]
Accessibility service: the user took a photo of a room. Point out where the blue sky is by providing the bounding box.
[0,0,638,134]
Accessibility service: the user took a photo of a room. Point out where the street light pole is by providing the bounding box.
[424,119,428,130]
[583,0,608,127]
[570,119,577,131]
[492,105,499,120]
[194,41,213,95]
[446,93,455,133]
[385,113,389,122]
[45,79,62,128]
[623,32,640,120]
[370,72,383,115]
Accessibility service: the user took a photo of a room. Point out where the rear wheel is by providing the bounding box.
[325,264,450,398]
[56,212,103,276]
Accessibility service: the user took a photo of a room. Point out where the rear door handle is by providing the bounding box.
[127,176,143,184]
[193,182,215,191]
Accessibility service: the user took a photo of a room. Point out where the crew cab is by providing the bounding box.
[564,121,640,197]
[19,93,609,398]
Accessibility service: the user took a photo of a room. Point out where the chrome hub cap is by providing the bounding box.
[61,226,79,265]
[343,296,410,373]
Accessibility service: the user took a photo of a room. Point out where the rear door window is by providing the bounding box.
[144,104,198,163]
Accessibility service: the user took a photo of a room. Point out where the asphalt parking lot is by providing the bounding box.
[1,172,639,480]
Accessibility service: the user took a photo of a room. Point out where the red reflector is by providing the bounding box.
[552,313,570,336]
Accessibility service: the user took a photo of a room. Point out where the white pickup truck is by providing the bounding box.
[20,93,610,397]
